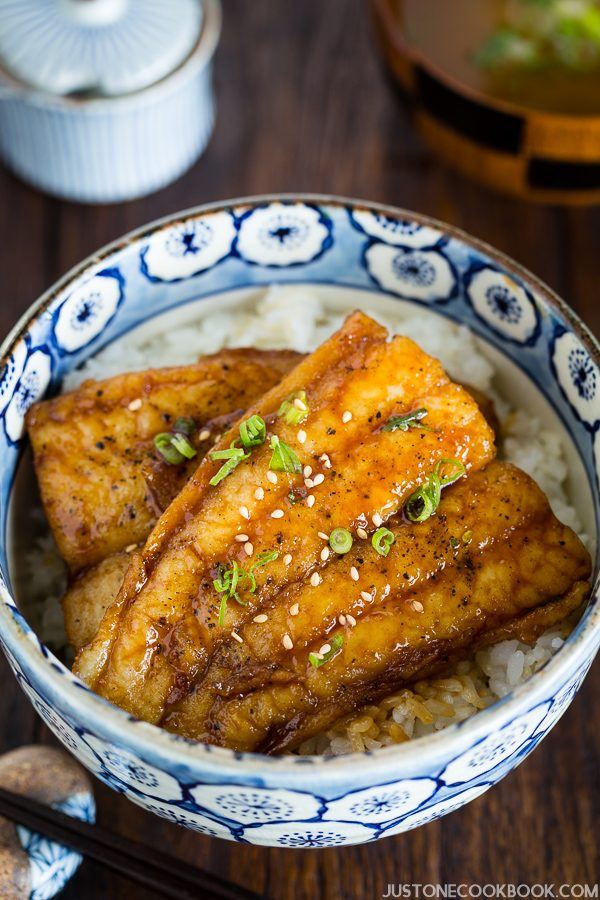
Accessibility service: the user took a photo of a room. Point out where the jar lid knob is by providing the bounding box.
[64,0,129,28]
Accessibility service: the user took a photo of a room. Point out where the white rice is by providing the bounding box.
[21,286,589,755]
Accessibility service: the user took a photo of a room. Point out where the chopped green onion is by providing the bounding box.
[382,408,430,432]
[405,457,465,523]
[449,536,460,551]
[173,416,195,435]
[170,433,197,459]
[209,444,250,486]
[278,390,309,426]
[269,435,302,474]
[372,527,395,557]
[218,594,228,627]
[250,549,279,571]
[309,633,344,668]
[329,528,353,555]
[214,551,279,623]
[436,457,466,486]
[239,414,266,449]
[405,482,440,523]
[154,432,197,465]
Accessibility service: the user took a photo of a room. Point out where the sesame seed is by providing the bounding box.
[339,614,347,625]
[303,465,313,478]
[372,512,383,527]
[318,531,329,540]
[253,614,268,623]
[304,478,314,489]
[346,614,357,627]
[267,471,278,484]
[244,542,254,556]
[254,486,265,500]
[289,603,299,616]
[283,553,293,565]
[350,566,359,582]
[319,643,331,655]
[342,410,353,424]
[128,398,142,411]
[235,534,249,542]
[320,546,330,561]
[231,630,243,644]
[356,527,368,540]
[310,572,321,587]
[311,651,324,661]
[412,600,424,613]
[306,495,315,508]
[271,509,285,519]
[239,505,250,520]
[125,543,137,553]
[297,429,307,444]
[360,590,372,602]
[199,429,211,441]
[294,397,307,411]
[313,473,325,486]
[283,633,293,650]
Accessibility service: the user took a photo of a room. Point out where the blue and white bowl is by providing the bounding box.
[0,195,598,847]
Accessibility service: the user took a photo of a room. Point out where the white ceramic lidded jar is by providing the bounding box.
[0,0,221,203]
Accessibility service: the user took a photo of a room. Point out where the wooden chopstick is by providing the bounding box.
[0,786,262,900]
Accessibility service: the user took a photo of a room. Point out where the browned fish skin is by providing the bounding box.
[62,552,131,651]
[74,311,496,727]
[26,348,301,572]
[460,383,501,438]
[61,378,500,653]
[161,462,590,753]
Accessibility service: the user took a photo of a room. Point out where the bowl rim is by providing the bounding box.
[370,0,600,126]
[1,192,599,781]
[0,0,221,112]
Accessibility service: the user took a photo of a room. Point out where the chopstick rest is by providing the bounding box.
[0,747,259,900]
[0,745,94,899]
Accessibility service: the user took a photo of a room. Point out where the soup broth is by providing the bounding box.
[400,0,600,115]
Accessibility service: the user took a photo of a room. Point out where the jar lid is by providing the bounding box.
[0,0,204,96]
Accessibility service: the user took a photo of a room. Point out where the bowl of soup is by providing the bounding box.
[371,0,600,204]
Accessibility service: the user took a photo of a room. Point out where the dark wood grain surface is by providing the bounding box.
[0,2,598,897]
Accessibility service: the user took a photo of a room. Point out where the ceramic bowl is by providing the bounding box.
[0,195,598,848]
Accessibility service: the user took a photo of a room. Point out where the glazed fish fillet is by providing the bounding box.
[26,348,301,572]
[74,311,496,727]
[63,552,131,652]
[161,461,589,752]
[61,381,499,653]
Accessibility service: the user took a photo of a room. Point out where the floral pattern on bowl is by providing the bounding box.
[3,347,53,444]
[364,243,458,303]
[382,783,491,836]
[52,269,125,355]
[551,328,600,429]
[141,211,237,283]
[0,196,598,848]
[236,202,333,267]
[349,209,444,249]
[464,265,540,346]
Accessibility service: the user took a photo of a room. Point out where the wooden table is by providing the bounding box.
[0,1,598,896]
